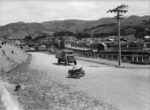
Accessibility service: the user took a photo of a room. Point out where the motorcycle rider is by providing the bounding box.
[72,65,82,70]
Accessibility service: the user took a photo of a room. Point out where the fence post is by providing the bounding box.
[141,56,144,63]
[102,54,103,58]
[111,55,113,60]
[132,56,134,62]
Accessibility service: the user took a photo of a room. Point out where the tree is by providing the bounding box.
[53,31,75,37]
[24,35,32,41]
[75,32,91,39]
[124,28,136,35]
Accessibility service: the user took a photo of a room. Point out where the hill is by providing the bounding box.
[0,22,50,38]
[0,15,150,38]
[83,15,150,34]
[42,19,88,32]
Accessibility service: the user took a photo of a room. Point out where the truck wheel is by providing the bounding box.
[58,59,61,64]
[65,60,68,65]
[68,70,71,77]
[74,60,77,65]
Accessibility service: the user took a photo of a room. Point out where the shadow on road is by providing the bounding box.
[52,63,73,66]
[66,76,81,79]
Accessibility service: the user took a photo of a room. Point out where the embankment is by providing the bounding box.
[0,42,28,72]
[0,41,28,110]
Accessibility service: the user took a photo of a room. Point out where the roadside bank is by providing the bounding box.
[0,42,29,110]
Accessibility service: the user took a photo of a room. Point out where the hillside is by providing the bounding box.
[83,15,150,34]
[0,22,50,38]
[42,19,88,32]
[0,15,150,38]
[42,18,117,32]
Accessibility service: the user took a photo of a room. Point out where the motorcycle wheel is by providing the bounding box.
[80,70,85,77]
[58,59,61,64]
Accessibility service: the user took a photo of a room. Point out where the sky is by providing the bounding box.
[0,0,150,26]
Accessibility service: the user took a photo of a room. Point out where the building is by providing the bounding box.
[6,36,23,45]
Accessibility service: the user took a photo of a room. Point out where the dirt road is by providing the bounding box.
[29,52,150,110]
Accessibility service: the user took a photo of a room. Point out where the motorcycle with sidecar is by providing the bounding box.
[68,67,85,79]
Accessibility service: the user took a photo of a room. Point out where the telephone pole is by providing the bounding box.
[107,4,128,66]
[66,31,68,50]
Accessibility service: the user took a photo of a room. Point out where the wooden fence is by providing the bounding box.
[72,49,150,64]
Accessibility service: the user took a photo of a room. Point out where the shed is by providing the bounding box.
[97,43,107,51]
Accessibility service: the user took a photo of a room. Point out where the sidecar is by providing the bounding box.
[68,67,85,79]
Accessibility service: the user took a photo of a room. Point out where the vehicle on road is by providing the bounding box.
[68,66,85,79]
[56,49,77,65]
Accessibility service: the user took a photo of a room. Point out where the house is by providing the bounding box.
[144,36,150,42]
[97,43,107,51]
[6,36,23,45]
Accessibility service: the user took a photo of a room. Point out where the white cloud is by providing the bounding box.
[0,0,149,25]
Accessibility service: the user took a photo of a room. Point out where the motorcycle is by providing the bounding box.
[68,66,85,79]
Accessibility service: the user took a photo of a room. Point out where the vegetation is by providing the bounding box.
[0,15,149,39]
[1,16,149,51]
[53,31,75,37]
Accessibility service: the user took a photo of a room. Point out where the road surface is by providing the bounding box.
[29,52,150,110]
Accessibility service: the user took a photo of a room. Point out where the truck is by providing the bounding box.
[56,49,77,65]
